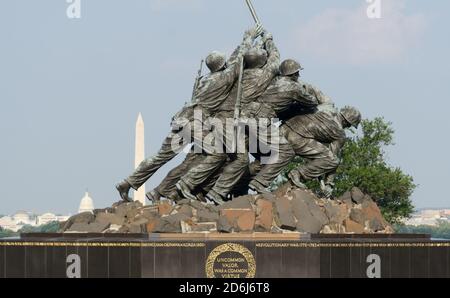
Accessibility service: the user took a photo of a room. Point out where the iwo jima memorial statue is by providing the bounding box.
[2,1,450,279]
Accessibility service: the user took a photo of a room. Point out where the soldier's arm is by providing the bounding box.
[222,28,257,85]
[227,45,244,67]
[241,37,281,100]
[257,37,280,87]
[228,29,255,64]
[330,138,345,158]
[295,83,319,108]
[304,83,339,114]
[263,37,281,74]
[171,105,195,132]
[305,83,334,106]
[195,31,253,97]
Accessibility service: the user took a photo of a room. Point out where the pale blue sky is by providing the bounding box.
[0,0,449,215]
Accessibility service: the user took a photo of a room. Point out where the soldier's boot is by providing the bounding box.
[194,192,207,203]
[288,170,308,190]
[176,180,198,201]
[146,189,161,204]
[166,190,183,202]
[115,180,133,202]
[320,180,334,199]
[248,180,270,194]
[206,190,226,206]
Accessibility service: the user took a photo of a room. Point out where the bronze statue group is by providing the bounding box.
[116,24,362,205]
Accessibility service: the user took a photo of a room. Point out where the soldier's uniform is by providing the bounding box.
[241,75,319,189]
[281,85,351,184]
[125,104,196,191]
[135,30,256,200]
[177,84,238,195]
[121,30,255,198]
[280,87,362,197]
[154,151,205,200]
[282,110,345,181]
[208,60,321,199]
[177,37,282,202]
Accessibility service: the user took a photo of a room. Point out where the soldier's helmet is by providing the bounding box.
[340,106,362,129]
[244,48,268,69]
[206,51,227,73]
[280,59,304,76]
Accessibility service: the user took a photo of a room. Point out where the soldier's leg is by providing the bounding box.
[208,119,258,202]
[196,158,231,195]
[248,158,263,177]
[208,151,250,203]
[199,158,261,199]
[231,159,262,197]
[179,153,228,192]
[126,132,182,190]
[294,142,339,180]
[116,131,184,202]
[154,152,204,200]
[249,125,295,192]
[285,128,340,183]
[176,125,229,200]
[176,113,232,200]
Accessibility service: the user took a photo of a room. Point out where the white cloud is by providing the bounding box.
[292,0,427,65]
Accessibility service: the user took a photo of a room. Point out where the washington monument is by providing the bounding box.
[134,113,145,204]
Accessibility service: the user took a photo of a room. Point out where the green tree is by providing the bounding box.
[17,224,36,233]
[274,117,416,224]
[39,221,60,233]
[0,227,18,238]
[18,221,60,233]
[395,221,450,239]
[0,221,60,238]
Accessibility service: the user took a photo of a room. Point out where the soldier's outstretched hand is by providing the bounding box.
[254,23,264,38]
[245,24,264,40]
[262,29,273,42]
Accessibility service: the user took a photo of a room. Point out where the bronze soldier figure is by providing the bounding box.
[189,59,319,199]
[116,1,364,204]
[116,26,263,203]
[176,29,281,204]
[283,97,362,197]
[243,59,319,194]
[115,104,195,202]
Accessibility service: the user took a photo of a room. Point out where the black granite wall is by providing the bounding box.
[0,236,449,278]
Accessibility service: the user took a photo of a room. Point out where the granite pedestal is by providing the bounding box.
[0,233,448,278]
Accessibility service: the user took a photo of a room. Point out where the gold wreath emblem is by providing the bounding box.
[205,243,256,278]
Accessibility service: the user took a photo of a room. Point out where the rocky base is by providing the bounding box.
[60,185,393,234]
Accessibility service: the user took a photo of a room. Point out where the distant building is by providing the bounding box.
[421,210,443,218]
[0,191,94,232]
[36,213,70,226]
[404,209,450,226]
[78,192,94,214]
[0,211,35,232]
[12,211,34,226]
[0,211,70,232]
[0,216,17,232]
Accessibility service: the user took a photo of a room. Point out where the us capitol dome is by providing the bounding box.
[78,191,95,214]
